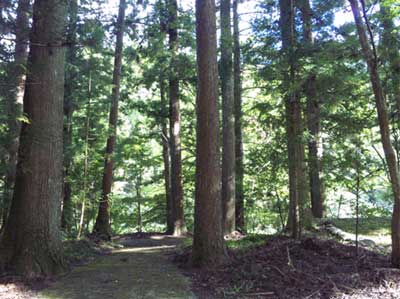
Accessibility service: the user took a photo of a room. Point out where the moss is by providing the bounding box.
[39,238,194,299]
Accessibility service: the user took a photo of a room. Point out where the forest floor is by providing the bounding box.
[1,218,399,299]
[174,217,399,299]
[0,233,194,299]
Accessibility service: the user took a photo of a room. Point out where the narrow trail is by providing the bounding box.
[39,235,195,299]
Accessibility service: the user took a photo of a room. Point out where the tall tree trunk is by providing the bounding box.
[380,1,400,132]
[167,0,186,236]
[349,0,400,267]
[93,0,126,238]
[280,0,306,239]
[0,0,67,277]
[220,0,236,235]
[1,0,30,230]
[299,0,324,218]
[160,79,173,233]
[193,0,227,268]
[61,0,78,232]
[233,0,245,233]
[77,72,92,240]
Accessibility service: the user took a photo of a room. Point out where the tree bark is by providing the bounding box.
[1,0,30,230]
[299,0,324,218]
[94,0,126,239]
[61,0,78,232]
[77,72,92,240]
[233,0,245,232]
[280,0,306,239]
[167,0,186,236]
[0,0,67,277]
[136,175,142,233]
[349,0,400,267]
[380,1,400,132]
[160,79,173,233]
[193,0,227,268]
[220,0,236,235]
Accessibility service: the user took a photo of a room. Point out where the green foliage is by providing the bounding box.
[1,0,399,238]
[332,217,391,236]
[226,234,268,250]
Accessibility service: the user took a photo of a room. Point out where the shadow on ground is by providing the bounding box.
[39,235,195,299]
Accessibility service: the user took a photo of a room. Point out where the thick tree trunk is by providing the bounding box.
[167,0,186,236]
[94,0,126,238]
[61,0,78,232]
[1,0,30,230]
[233,0,245,233]
[0,0,67,277]
[280,0,306,239]
[193,0,227,268]
[220,0,236,235]
[299,0,324,218]
[160,79,173,233]
[349,0,400,267]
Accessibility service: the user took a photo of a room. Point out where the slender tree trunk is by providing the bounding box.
[77,73,92,240]
[299,0,324,218]
[93,0,126,239]
[233,0,245,233]
[1,0,30,230]
[61,0,78,232]
[220,0,236,235]
[193,0,227,268]
[349,0,400,267]
[280,0,306,239]
[136,176,142,233]
[160,79,173,233]
[167,0,186,236]
[0,0,67,277]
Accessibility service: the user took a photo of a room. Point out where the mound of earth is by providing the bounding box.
[177,236,400,299]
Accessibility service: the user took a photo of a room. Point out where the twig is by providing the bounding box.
[243,291,275,297]
[272,266,285,278]
[287,246,294,269]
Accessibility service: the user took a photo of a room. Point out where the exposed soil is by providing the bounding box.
[175,236,400,299]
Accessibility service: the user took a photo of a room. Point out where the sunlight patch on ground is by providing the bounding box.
[113,245,176,253]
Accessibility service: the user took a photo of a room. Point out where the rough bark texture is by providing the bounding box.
[220,0,236,235]
[193,0,227,267]
[0,0,67,277]
[1,0,30,229]
[280,0,306,239]
[160,79,173,234]
[349,0,400,267]
[233,0,244,232]
[94,0,126,238]
[167,0,186,236]
[299,0,324,218]
[61,0,78,232]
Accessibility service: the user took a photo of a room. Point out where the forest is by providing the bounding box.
[0,0,400,298]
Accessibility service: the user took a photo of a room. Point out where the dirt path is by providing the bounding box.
[39,235,195,299]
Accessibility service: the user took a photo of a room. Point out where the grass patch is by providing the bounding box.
[226,234,268,250]
[178,234,268,251]
[63,239,105,265]
[331,217,391,236]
